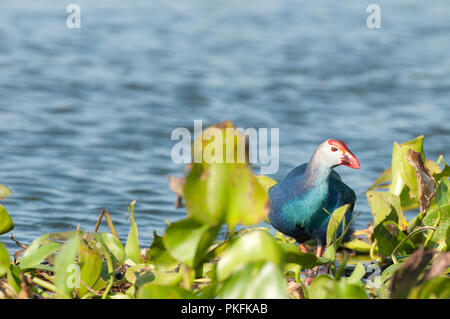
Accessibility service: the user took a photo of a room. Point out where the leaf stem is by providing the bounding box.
[32,277,57,293]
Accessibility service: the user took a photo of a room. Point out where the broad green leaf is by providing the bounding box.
[54,234,80,299]
[217,261,287,299]
[151,271,182,286]
[367,191,407,230]
[0,242,10,276]
[216,230,283,281]
[0,205,14,235]
[281,242,330,269]
[20,234,61,270]
[347,263,366,284]
[125,200,141,264]
[99,232,126,268]
[184,163,269,230]
[77,241,105,298]
[309,274,368,299]
[381,262,404,284]
[324,204,353,260]
[389,135,424,197]
[326,204,350,247]
[7,264,22,293]
[163,218,219,269]
[416,276,450,299]
[435,178,450,204]
[366,191,410,255]
[399,186,419,211]
[145,231,179,271]
[308,274,334,299]
[0,184,11,200]
[422,178,450,250]
[342,239,372,253]
[191,120,248,166]
[425,159,443,175]
[125,264,155,288]
[376,220,414,256]
[137,283,196,299]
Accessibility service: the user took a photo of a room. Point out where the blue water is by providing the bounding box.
[0,0,449,251]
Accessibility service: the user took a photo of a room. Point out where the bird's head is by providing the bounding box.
[314,139,360,169]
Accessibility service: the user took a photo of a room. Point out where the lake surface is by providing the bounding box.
[0,0,449,251]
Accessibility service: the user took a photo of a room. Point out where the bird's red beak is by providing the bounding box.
[341,149,360,169]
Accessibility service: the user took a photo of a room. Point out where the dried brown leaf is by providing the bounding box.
[389,246,435,299]
[406,149,435,213]
[420,251,450,284]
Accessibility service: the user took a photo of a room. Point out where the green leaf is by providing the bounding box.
[281,242,330,269]
[125,200,141,264]
[342,239,372,253]
[326,204,350,247]
[416,276,450,299]
[309,274,368,299]
[366,191,415,255]
[0,184,11,200]
[125,264,155,288]
[216,230,284,281]
[381,262,404,284]
[367,191,407,230]
[389,135,424,197]
[54,234,80,299]
[347,263,366,284]
[77,241,105,298]
[151,271,182,286]
[308,274,334,299]
[19,234,61,270]
[145,231,179,271]
[99,232,126,268]
[399,186,420,211]
[377,220,414,256]
[425,158,444,176]
[184,163,269,230]
[7,264,22,293]
[163,218,219,269]
[191,121,249,166]
[137,283,196,299]
[422,178,450,250]
[0,205,14,235]
[0,242,10,276]
[218,261,287,299]
[323,204,353,260]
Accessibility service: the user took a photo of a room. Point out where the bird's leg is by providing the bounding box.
[306,244,324,285]
[299,244,308,253]
[315,244,323,258]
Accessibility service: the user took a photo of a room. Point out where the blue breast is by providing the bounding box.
[268,163,356,244]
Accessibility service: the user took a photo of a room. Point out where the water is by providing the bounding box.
[0,0,449,251]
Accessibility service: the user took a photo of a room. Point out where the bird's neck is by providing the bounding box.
[303,157,332,189]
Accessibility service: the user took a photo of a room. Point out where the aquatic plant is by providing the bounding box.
[0,125,448,299]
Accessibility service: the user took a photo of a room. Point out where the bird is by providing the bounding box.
[268,139,360,261]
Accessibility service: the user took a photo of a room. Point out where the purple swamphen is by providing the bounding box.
[268,139,360,262]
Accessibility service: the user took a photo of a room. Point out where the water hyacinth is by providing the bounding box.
[0,129,449,299]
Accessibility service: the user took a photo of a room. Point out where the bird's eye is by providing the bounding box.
[331,147,338,152]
